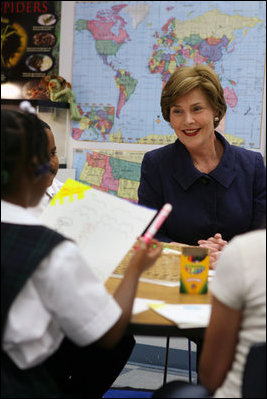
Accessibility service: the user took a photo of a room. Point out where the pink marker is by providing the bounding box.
[142,203,173,244]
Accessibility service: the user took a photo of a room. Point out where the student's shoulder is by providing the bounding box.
[29,224,70,245]
[230,228,266,249]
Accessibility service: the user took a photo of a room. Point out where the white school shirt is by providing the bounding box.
[1,200,122,369]
[210,229,266,398]
[29,177,63,217]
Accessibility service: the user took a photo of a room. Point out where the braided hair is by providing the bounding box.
[1,109,49,195]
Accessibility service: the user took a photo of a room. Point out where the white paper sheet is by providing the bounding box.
[40,180,157,282]
[132,298,165,315]
[149,303,211,328]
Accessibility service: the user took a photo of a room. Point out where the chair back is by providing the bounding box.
[242,342,266,398]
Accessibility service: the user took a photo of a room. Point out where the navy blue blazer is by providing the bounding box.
[138,132,266,244]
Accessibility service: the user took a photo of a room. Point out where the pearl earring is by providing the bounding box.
[214,117,219,123]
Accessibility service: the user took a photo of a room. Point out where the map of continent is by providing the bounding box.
[73,149,145,203]
[72,1,265,149]
[73,105,115,141]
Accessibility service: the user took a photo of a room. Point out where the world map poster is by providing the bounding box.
[71,1,266,149]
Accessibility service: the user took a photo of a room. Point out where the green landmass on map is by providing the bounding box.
[72,3,265,149]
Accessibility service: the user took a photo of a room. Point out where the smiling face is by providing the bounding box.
[170,88,217,150]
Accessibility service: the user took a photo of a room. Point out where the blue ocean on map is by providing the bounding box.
[71,1,266,149]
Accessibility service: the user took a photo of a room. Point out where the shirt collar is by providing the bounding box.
[47,178,63,198]
[172,131,237,190]
[46,185,56,199]
[1,200,43,225]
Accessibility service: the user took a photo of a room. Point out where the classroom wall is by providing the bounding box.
[59,1,266,170]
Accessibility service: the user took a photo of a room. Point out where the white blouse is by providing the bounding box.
[1,200,122,369]
[211,229,266,398]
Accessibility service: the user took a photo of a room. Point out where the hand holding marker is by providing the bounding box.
[142,203,173,244]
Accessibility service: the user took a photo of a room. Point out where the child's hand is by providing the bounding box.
[129,238,162,274]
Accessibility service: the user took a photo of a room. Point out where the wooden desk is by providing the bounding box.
[106,277,211,383]
[107,243,212,382]
[105,277,211,341]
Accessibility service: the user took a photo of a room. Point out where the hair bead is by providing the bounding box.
[19,101,36,114]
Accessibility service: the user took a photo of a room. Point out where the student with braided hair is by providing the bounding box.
[1,107,162,398]
[29,118,63,217]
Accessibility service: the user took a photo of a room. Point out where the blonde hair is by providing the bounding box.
[161,64,227,128]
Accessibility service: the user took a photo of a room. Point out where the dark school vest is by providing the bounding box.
[1,223,67,398]
[1,222,135,398]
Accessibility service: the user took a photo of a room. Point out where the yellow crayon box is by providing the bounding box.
[180,247,209,294]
